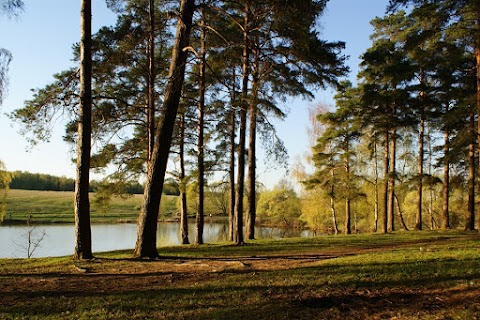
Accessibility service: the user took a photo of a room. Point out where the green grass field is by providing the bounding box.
[4,189,178,223]
[0,231,479,319]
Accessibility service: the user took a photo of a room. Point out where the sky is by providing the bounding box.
[0,0,388,188]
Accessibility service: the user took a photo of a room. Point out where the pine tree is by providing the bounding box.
[134,0,196,258]
[74,0,93,260]
[389,0,479,231]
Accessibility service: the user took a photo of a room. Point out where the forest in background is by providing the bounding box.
[294,1,480,235]
[1,0,479,259]
[6,170,182,195]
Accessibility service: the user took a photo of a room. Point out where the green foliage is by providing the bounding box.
[163,178,180,196]
[177,182,225,216]
[91,178,136,214]
[257,184,302,226]
[10,171,75,191]
[299,187,331,233]
[300,1,479,234]
[206,181,230,216]
[0,160,12,223]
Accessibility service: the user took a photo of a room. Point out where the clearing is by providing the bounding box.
[0,231,479,319]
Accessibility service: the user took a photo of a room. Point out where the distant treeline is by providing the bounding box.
[9,171,180,195]
[10,171,76,191]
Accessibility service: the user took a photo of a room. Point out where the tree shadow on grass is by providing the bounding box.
[1,272,479,320]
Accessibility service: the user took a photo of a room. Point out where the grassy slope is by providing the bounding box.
[0,231,479,319]
[4,189,178,223]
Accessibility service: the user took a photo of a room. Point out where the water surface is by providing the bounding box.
[0,221,311,258]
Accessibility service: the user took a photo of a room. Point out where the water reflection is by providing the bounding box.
[0,221,312,258]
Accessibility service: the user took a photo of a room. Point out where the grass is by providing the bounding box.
[4,189,178,223]
[0,231,479,319]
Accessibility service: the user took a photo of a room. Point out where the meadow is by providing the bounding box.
[4,189,178,223]
[0,231,479,319]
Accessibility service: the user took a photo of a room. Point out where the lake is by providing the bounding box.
[0,221,312,258]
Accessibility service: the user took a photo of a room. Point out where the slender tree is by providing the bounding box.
[245,32,260,240]
[228,71,236,241]
[233,0,250,245]
[134,0,196,258]
[320,82,361,235]
[146,0,156,167]
[74,0,93,260]
[195,3,207,245]
[179,110,189,244]
[389,0,479,231]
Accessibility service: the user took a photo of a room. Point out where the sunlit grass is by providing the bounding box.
[1,231,479,319]
[4,189,178,223]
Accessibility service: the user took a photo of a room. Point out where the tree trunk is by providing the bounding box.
[427,133,437,230]
[344,140,351,235]
[475,5,480,231]
[234,1,250,245]
[73,0,93,260]
[228,71,236,242]
[195,9,206,245]
[394,194,409,231]
[383,129,389,234]
[476,4,480,213]
[415,111,425,231]
[146,0,156,167]
[179,112,189,245]
[373,131,379,232]
[330,146,339,235]
[467,112,476,231]
[330,186,339,235]
[441,127,450,229]
[387,128,396,232]
[134,0,195,258]
[245,99,257,240]
[246,39,259,240]
[344,196,351,235]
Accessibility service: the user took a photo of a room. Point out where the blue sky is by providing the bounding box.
[0,0,388,188]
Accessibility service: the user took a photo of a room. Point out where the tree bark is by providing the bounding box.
[330,190,339,235]
[245,101,257,239]
[387,128,396,232]
[467,112,476,231]
[441,126,450,229]
[329,145,339,235]
[246,38,259,240]
[134,0,195,258]
[475,4,480,231]
[228,71,236,242]
[427,133,437,229]
[234,0,250,245]
[373,131,379,232]
[179,112,189,245]
[344,139,351,235]
[146,0,156,167]
[415,112,425,230]
[74,0,93,260]
[382,129,389,234]
[394,194,409,231]
[196,10,206,245]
